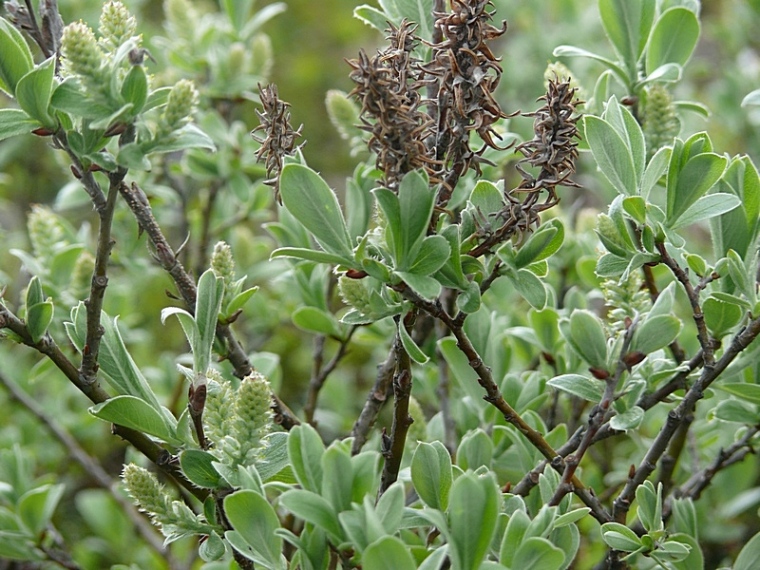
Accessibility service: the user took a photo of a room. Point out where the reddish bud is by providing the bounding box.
[622,351,646,368]
[345,269,368,279]
[32,127,55,137]
[70,165,82,179]
[589,367,610,380]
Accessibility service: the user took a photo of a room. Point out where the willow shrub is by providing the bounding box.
[2,1,760,569]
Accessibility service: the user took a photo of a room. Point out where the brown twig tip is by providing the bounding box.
[251,83,304,202]
[515,78,583,197]
[347,20,437,192]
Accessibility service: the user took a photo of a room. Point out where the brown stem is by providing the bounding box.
[656,241,715,366]
[0,303,207,502]
[194,181,222,278]
[612,316,760,522]
[304,327,357,425]
[675,424,760,501]
[118,181,300,430]
[351,349,396,455]
[379,321,414,495]
[0,370,173,563]
[79,176,121,386]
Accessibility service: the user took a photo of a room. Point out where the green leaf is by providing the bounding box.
[469,180,504,216]
[18,484,64,536]
[271,247,354,266]
[584,115,637,195]
[666,533,703,570]
[508,268,547,310]
[398,170,435,270]
[225,286,259,316]
[600,522,643,552]
[375,482,405,534]
[292,306,342,338]
[456,429,493,471]
[353,5,389,32]
[0,16,34,94]
[397,271,441,301]
[321,443,353,513]
[564,310,608,370]
[718,383,760,406]
[599,0,656,80]
[630,315,682,354]
[554,507,591,528]
[280,164,354,258]
[26,301,54,344]
[116,142,151,170]
[411,441,452,511]
[287,423,325,493]
[409,235,451,276]
[224,490,284,569]
[514,220,564,268]
[703,296,743,337]
[279,489,342,540]
[669,193,741,230]
[667,153,727,224]
[363,536,416,570]
[641,146,671,199]
[610,406,645,431]
[448,472,500,570]
[15,58,56,128]
[636,481,662,533]
[603,97,645,186]
[512,537,565,570]
[742,89,760,108]
[120,65,148,114]
[179,450,223,489]
[735,531,760,570]
[623,196,646,225]
[0,108,38,141]
[99,314,164,410]
[50,79,112,119]
[713,400,760,424]
[552,45,628,85]
[89,396,179,444]
[161,307,197,353]
[194,269,224,374]
[547,374,603,402]
[646,8,700,75]
[398,320,429,364]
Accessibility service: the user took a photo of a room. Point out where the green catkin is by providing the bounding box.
[28,205,66,266]
[98,1,137,52]
[644,84,679,159]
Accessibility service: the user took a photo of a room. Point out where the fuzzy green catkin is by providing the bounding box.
[338,274,373,316]
[211,241,235,293]
[231,372,274,459]
[164,0,197,40]
[28,205,65,266]
[644,84,679,158]
[203,377,233,450]
[601,276,649,332]
[69,251,95,300]
[99,1,137,51]
[160,79,198,134]
[61,21,107,97]
[122,464,171,524]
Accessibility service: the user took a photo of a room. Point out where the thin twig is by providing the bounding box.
[79,171,126,385]
[0,303,207,502]
[118,181,300,429]
[0,370,174,564]
[379,318,415,495]
[304,326,358,425]
[612,315,760,522]
[351,349,396,455]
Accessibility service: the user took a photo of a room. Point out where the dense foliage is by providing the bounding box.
[2,1,760,569]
